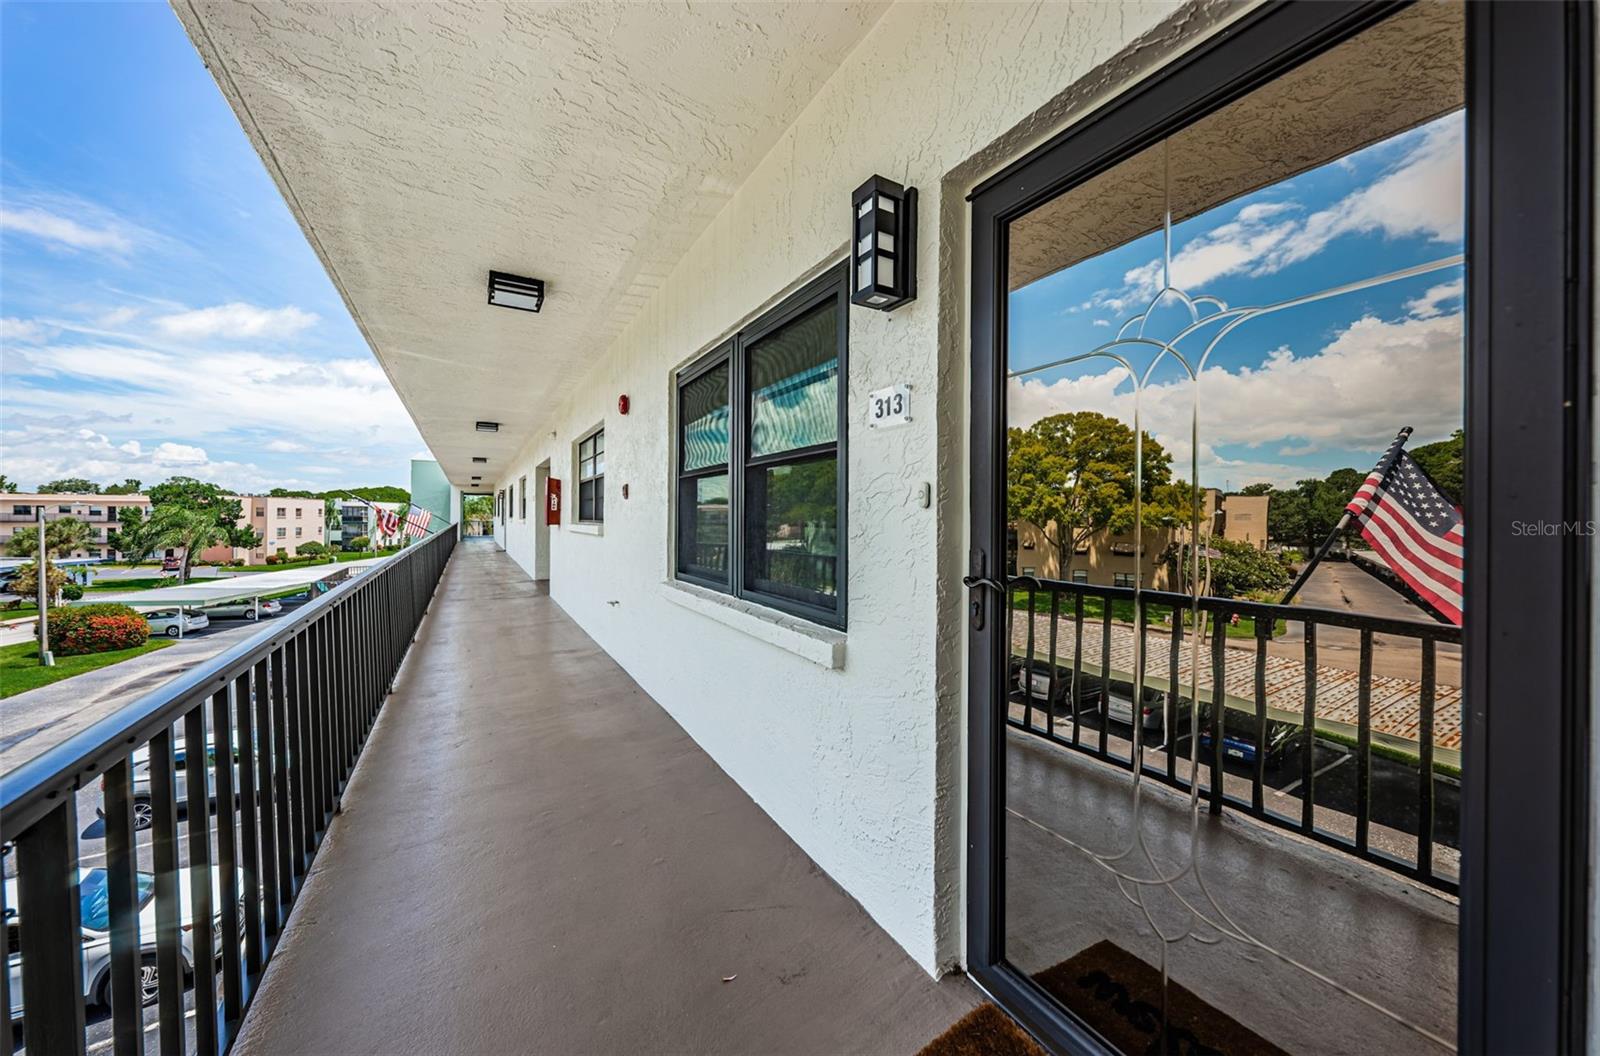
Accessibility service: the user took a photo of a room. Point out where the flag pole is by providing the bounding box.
[1279,426,1413,606]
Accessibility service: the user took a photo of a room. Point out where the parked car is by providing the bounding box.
[198,598,283,621]
[1009,659,1163,731]
[6,866,243,1019]
[98,735,244,831]
[145,609,209,638]
[161,556,181,572]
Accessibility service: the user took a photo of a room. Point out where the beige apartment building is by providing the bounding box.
[0,493,152,559]
[1011,490,1269,588]
[202,495,326,564]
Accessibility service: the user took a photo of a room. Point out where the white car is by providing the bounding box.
[5,866,243,1018]
[197,598,283,621]
[145,610,209,638]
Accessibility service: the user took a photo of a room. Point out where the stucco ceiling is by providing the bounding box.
[173,1,887,486]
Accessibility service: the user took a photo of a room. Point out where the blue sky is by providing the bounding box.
[1,3,427,494]
[1008,110,1464,490]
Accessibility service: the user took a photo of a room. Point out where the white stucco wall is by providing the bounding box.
[487,1,1242,973]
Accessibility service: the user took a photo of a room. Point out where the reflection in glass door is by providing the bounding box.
[991,6,1465,1052]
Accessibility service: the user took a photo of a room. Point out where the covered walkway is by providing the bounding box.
[232,538,977,1055]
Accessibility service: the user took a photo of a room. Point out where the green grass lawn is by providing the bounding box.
[0,639,175,699]
[85,577,173,592]
[0,604,40,622]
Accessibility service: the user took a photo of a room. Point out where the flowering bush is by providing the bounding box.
[48,603,150,656]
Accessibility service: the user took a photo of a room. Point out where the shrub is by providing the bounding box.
[49,603,149,656]
[61,583,85,601]
[265,553,283,566]
[297,541,326,558]
[347,535,370,552]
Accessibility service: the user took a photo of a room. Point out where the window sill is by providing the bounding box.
[660,580,845,670]
[569,522,604,536]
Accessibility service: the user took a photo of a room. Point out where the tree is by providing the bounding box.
[146,478,256,582]
[108,506,169,564]
[1238,482,1274,497]
[1007,411,1172,576]
[1191,537,1293,598]
[7,560,68,607]
[347,534,371,552]
[37,478,100,494]
[0,475,18,493]
[1409,429,1463,506]
[5,517,93,559]
[103,478,143,495]
[268,488,317,498]
[297,541,327,559]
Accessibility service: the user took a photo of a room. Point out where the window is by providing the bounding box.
[508,482,516,520]
[295,527,303,538]
[88,507,104,518]
[276,527,287,539]
[519,476,528,520]
[57,505,71,514]
[12,506,31,516]
[1070,570,1089,584]
[295,507,303,518]
[674,265,847,626]
[1112,572,1136,589]
[276,507,286,518]
[576,427,604,523]
[255,507,265,517]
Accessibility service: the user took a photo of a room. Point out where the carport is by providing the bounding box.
[71,558,390,637]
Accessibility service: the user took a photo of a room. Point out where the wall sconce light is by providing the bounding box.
[476,421,500,433]
[618,394,630,415]
[850,175,917,311]
[487,271,544,313]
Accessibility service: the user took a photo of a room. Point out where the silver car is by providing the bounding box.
[5,866,242,1018]
[198,598,283,621]
[100,737,242,831]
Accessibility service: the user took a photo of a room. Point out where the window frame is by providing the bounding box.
[575,425,605,525]
[519,475,528,520]
[672,264,849,629]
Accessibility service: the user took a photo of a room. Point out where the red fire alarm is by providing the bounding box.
[618,394,630,415]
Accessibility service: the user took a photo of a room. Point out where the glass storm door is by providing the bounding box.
[966,4,1592,1054]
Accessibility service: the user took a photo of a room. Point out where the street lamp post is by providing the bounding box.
[36,506,53,667]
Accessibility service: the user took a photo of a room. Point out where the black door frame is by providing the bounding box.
[965,3,1593,1052]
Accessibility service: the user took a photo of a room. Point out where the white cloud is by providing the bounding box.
[1,317,52,343]
[1092,319,1111,328]
[263,439,307,453]
[0,194,141,255]
[1010,307,1463,488]
[152,302,319,341]
[1404,277,1464,320]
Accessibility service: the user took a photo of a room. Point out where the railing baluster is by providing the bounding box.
[149,727,184,1056]
[1418,639,1437,878]
[1356,629,1374,855]
[1045,591,1060,740]
[238,665,265,984]
[1071,593,1084,747]
[0,846,11,1047]
[252,655,279,946]
[270,645,294,911]
[1022,585,1036,731]
[184,702,218,1056]
[104,754,145,1056]
[1134,600,1148,769]
[1098,604,1112,760]
[1167,606,1182,783]
[214,684,243,1034]
[290,632,314,874]
[16,798,86,1055]
[1253,622,1268,814]
[1301,623,1318,833]
[1209,616,1225,816]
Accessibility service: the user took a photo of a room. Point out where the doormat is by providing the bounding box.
[917,941,1287,1056]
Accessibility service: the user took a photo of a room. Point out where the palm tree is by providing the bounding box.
[150,506,225,583]
[5,517,94,559]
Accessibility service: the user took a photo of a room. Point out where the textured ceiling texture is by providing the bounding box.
[174,0,887,485]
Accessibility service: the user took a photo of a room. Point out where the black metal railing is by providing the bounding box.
[1001,575,1461,893]
[1,527,456,1055]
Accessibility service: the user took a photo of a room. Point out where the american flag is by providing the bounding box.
[1345,438,1463,625]
[404,507,433,538]
[374,505,401,540]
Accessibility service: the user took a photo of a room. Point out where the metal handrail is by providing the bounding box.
[2,540,440,833]
[1,527,457,1055]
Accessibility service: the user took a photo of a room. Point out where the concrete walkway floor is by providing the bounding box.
[233,539,977,1055]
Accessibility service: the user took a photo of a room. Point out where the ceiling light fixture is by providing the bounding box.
[475,421,500,433]
[472,457,488,464]
[487,270,544,313]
